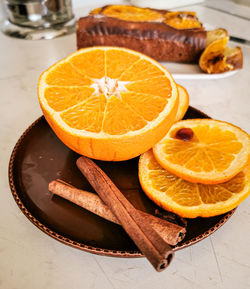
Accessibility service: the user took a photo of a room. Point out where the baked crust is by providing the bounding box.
[77,15,207,63]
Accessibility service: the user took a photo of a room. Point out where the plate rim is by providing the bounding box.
[172,70,238,80]
[8,109,235,257]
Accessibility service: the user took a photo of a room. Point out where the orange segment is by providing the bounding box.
[153,119,249,184]
[119,59,165,81]
[126,76,172,98]
[205,148,235,172]
[45,61,92,86]
[70,49,105,79]
[139,150,250,218]
[182,149,215,172]
[102,96,147,135]
[61,95,106,132]
[106,49,140,79]
[121,92,167,121]
[38,47,178,161]
[44,86,94,112]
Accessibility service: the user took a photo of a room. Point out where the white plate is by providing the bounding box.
[160,61,238,80]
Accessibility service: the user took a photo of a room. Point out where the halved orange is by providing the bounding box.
[153,119,249,184]
[175,85,189,122]
[38,47,179,161]
[139,150,249,218]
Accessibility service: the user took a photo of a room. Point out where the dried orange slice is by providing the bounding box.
[199,36,243,74]
[175,85,189,122]
[38,47,178,161]
[100,5,163,22]
[164,11,202,29]
[139,150,249,218]
[153,119,249,184]
[90,5,203,30]
[206,28,228,47]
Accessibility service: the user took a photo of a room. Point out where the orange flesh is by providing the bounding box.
[148,154,246,204]
[61,95,107,132]
[121,92,168,121]
[149,154,246,205]
[44,86,95,111]
[70,49,106,79]
[163,124,243,173]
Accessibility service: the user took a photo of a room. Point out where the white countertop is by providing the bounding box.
[0,2,249,289]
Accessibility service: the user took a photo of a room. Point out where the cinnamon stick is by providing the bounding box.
[76,156,174,271]
[49,180,186,246]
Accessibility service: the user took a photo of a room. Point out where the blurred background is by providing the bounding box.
[1,0,250,21]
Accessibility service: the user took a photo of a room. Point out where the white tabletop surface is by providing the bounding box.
[0,1,250,289]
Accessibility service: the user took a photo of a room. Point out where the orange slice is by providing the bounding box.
[139,150,249,218]
[175,85,189,122]
[153,119,249,184]
[38,47,179,161]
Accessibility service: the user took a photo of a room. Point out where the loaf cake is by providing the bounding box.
[77,5,207,63]
[76,5,243,72]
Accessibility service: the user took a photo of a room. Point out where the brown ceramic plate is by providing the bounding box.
[9,107,235,257]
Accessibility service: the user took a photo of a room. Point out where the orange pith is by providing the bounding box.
[153,119,249,184]
[38,47,178,161]
[139,150,249,218]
